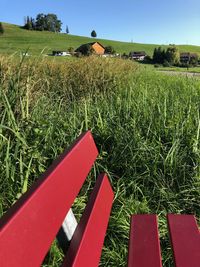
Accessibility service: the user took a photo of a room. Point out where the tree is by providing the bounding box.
[189,55,198,66]
[165,45,180,65]
[0,22,4,35]
[153,47,166,64]
[77,44,94,56]
[35,13,46,31]
[105,46,116,54]
[45,14,62,32]
[23,16,35,30]
[66,25,69,34]
[91,30,97,38]
[31,17,36,30]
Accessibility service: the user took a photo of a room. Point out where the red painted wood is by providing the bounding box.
[0,131,98,267]
[167,214,200,267]
[128,215,162,267]
[62,173,114,267]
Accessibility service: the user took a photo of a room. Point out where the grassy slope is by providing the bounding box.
[1,23,200,56]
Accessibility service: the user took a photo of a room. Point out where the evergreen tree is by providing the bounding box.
[153,48,158,63]
[153,47,166,64]
[66,25,69,34]
[31,17,36,30]
[91,30,97,38]
[24,16,33,30]
[0,22,4,35]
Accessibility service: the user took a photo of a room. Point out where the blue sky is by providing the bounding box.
[1,0,200,45]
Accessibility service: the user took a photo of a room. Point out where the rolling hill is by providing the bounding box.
[1,23,200,56]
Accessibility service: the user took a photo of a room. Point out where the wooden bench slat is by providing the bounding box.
[0,131,98,267]
[128,214,162,267]
[167,214,200,267]
[62,173,114,267]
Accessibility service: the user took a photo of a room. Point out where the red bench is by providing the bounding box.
[0,131,199,267]
[128,214,200,267]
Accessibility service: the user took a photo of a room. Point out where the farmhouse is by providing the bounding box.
[180,52,198,63]
[75,42,105,55]
[129,51,147,61]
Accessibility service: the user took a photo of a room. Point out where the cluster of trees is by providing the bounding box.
[153,46,180,66]
[0,22,4,35]
[23,14,62,32]
[23,14,98,37]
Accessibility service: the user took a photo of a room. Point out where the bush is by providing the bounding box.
[190,57,198,67]
[143,55,152,64]
[105,46,116,55]
[154,64,161,68]
[163,60,171,67]
[68,47,74,53]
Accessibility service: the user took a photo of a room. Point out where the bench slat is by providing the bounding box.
[128,214,162,267]
[0,131,98,267]
[62,173,114,267]
[167,214,200,267]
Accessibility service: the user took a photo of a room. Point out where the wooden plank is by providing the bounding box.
[0,131,98,267]
[167,214,200,267]
[128,215,162,267]
[62,173,114,267]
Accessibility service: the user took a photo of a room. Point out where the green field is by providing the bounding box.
[0,54,199,266]
[157,66,200,73]
[2,22,200,56]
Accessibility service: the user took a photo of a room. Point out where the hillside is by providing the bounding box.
[1,23,200,56]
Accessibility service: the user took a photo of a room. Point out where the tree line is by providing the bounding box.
[153,46,180,66]
[152,45,198,67]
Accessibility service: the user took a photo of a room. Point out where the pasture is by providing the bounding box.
[2,23,200,57]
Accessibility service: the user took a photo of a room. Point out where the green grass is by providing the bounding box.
[0,55,199,266]
[157,66,200,73]
[2,22,200,57]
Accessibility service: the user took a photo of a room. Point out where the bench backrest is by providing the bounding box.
[0,131,114,267]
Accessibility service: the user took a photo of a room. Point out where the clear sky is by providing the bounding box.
[1,0,200,45]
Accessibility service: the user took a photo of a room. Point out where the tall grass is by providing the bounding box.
[0,55,199,266]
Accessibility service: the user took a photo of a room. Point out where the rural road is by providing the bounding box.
[157,70,200,78]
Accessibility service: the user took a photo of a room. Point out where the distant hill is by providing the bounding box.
[1,23,200,56]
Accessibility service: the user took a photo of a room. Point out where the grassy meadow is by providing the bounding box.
[157,66,200,73]
[0,55,200,266]
[2,23,200,57]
